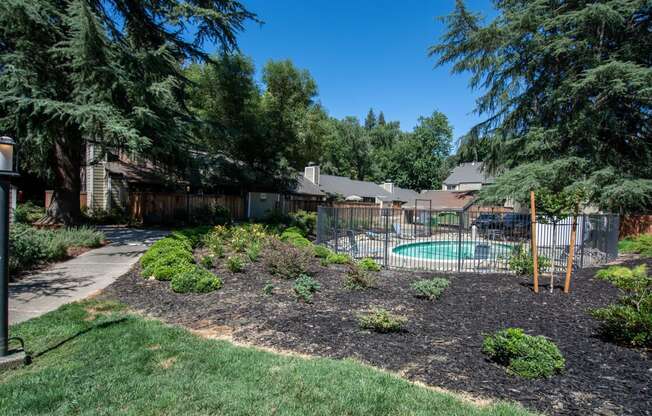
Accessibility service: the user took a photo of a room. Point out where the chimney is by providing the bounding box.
[304,163,320,185]
[381,181,394,194]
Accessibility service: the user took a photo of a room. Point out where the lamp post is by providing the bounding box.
[0,136,22,367]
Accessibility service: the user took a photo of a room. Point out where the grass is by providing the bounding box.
[618,234,652,257]
[2,300,534,416]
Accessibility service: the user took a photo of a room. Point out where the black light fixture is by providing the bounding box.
[0,136,26,369]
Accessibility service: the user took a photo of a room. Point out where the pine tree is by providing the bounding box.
[0,0,256,223]
[377,111,386,126]
[364,108,376,130]
[431,0,652,213]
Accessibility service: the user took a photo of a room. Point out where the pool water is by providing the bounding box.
[392,241,513,260]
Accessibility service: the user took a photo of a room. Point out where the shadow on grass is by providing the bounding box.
[33,317,128,359]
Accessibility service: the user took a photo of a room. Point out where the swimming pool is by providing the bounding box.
[392,240,513,261]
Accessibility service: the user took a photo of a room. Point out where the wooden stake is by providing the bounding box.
[530,191,539,294]
[564,209,578,293]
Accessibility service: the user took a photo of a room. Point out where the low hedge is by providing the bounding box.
[171,266,222,293]
[482,328,565,379]
[9,224,104,273]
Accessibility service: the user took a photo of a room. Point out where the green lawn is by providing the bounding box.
[2,301,534,416]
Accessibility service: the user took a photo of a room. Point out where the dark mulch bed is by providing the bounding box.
[102,255,652,416]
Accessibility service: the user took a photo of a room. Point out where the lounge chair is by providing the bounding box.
[346,230,383,259]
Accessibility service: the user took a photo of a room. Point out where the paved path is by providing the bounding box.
[9,227,168,325]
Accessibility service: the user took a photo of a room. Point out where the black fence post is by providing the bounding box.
[580,215,586,268]
[333,207,339,253]
[457,211,463,272]
[384,207,389,267]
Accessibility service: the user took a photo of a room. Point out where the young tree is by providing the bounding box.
[431,0,652,213]
[377,111,386,126]
[0,0,256,223]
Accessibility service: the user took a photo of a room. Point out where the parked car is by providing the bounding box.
[472,213,502,230]
[503,213,530,231]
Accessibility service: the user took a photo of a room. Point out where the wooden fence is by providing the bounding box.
[619,214,652,238]
[129,192,245,224]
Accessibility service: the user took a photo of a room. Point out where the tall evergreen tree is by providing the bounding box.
[377,111,386,126]
[431,0,652,212]
[0,0,256,223]
[364,108,377,130]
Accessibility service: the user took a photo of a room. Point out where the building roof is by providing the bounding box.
[318,174,393,200]
[292,175,325,196]
[105,161,169,186]
[391,186,420,204]
[443,162,494,185]
[410,190,476,211]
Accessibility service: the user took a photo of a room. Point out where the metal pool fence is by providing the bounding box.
[316,207,620,273]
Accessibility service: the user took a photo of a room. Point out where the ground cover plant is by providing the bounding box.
[618,234,652,257]
[591,264,652,347]
[358,308,407,333]
[482,328,565,379]
[227,255,245,273]
[264,236,314,279]
[507,245,551,276]
[3,300,533,416]
[9,224,105,274]
[293,274,320,303]
[14,201,45,224]
[170,266,222,294]
[358,257,381,272]
[411,277,450,300]
[344,263,376,290]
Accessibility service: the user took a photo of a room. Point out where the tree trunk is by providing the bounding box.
[47,132,82,225]
[549,222,557,293]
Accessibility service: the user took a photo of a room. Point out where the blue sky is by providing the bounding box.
[205,1,495,142]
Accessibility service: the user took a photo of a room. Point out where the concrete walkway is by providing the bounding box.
[9,227,168,325]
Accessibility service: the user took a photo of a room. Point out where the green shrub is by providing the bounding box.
[280,228,312,248]
[482,328,565,379]
[200,255,214,268]
[227,255,245,273]
[289,210,317,236]
[313,245,333,259]
[590,264,652,347]
[140,242,193,269]
[262,281,274,296]
[172,227,211,248]
[358,309,407,333]
[282,226,306,237]
[411,277,450,300]
[344,263,376,290]
[325,252,352,265]
[171,266,222,294]
[8,224,106,273]
[293,274,321,303]
[358,257,381,272]
[143,256,194,281]
[618,234,652,257]
[265,237,314,279]
[507,244,551,275]
[14,201,45,224]
[246,242,261,262]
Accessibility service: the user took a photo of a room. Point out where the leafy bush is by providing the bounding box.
[282,226,306,237]
[508,244,551,276]
[200,255,214,268]
[358,257,381,272]
[246,241,261,262]
[227,255,245,273]
[188,205,230,226]
[325,252,352,265]
[289,210,317,236]
[171,227,211,248]
[14,201,45,224]
[482,328,565,379]
[313,245,333,259]
[143,255,194,281]
[170,266,221,294]
[293,274,321,303]
[411,277,450,300]
[140,238,192,269]
[591,264,652,346]
[264,237,314,279]
[8,224,105,273]
[344,263,376,290]
[262,281,274,296]
[358,309,407,333]
[618,234,652,257]
[280,228,312,248]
